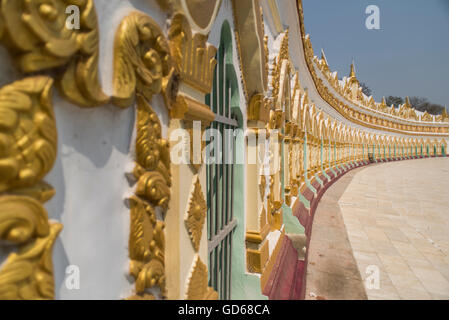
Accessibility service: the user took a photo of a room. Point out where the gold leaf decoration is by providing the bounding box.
[168,13,217,94]
[184,177,206,252]
[248,93,270,123]
[134,95,171,208]
[0,76,56,193]
[0,196,49,244]
[0,0,108,107]
[185,255,218,300]
[113,10,173,300]
[128,196,165,297]
[113,11,178,109]
[0,197,62,300]
[128,96,170,299]
[271,30,289,100]
[0,76,61,300]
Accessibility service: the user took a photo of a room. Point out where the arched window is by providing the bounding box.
[205,21,240,300]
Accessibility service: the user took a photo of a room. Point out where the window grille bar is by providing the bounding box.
[208,219,237,254]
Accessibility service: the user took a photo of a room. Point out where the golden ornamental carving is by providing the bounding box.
[128,195,165,298]
[0,76,61,300]
[421,111,433,122]
[271,30,289,100]
[185,255,218,300]
[168,13,217,94]
[113,11,178,109]
[128,96,171,299]
[263,34,269,90]
[0,77,56,192]
[184,177,207,252]
[248,93,270,123]
[0,0,108,107]
[113,11,174,300]
[0,196,62,300]
[437,108,449,122]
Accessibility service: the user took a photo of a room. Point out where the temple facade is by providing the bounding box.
[0,0,447,300]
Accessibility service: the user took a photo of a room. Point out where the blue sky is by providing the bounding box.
[302,0,449,108]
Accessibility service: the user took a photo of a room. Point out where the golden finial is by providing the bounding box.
[404,96,411,108]
[349,59,356,78]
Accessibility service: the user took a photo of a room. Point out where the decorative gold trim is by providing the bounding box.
[248,93,270,123]
[0,76,61,300]
[168,13,217,94]
[185,255,218,300]
[246,223,270,244]
[0,0,108,107]
[184,177,207,252]
[246,240,269,274]
[174,95,215,123]
[128,95,171,300]
[271,30,289,101]
[113,11,178,109]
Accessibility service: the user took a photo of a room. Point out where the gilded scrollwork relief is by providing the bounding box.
[0,76,61,300]
[113,11,175,300]
[0,0,108,107]
[128,95,171,300]
[113,11,178,109]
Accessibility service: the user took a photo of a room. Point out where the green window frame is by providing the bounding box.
[205,21,240,300]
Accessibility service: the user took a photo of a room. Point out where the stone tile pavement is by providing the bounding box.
[306,158,449,300]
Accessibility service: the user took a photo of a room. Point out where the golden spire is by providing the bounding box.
[404,96,411,108]
[348,59,359,86]
[349,60,356,78]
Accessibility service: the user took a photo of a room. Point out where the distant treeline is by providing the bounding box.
[385,96,445,115]
[359,82,446,115]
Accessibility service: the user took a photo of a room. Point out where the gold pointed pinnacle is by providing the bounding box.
[349,60,356,78]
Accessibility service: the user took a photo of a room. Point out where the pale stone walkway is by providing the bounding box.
[306,158,449,300]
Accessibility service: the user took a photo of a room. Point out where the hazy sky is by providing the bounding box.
[302,0,449,108]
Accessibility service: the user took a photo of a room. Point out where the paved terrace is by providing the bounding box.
[306,158,449,300]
